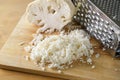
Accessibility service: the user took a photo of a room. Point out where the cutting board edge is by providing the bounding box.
[0,59,91,80]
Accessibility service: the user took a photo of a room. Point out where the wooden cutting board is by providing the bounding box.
[0,14,120,80]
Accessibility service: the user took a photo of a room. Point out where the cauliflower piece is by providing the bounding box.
[26,0,75,32]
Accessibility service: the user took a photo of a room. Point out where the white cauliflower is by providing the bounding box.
[26,0,75,33]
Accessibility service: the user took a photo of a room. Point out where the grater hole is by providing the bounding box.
[104,25,108,29]
[92,15,95,19]
[99,26,102,31]
[95,21,99,25]
[103,28,107,33]
[99,22,103,26]
[100,18,104,22]
[95,16,100,21]
[77,12,80,16]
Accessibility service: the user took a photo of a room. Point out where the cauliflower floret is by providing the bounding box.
[26,0,75,33]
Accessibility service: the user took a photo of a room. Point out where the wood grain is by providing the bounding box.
[0,0,31,48]
[0,13,120,80]
[0,0,62,80]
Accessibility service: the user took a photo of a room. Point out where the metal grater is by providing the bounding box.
[71,0,120,57]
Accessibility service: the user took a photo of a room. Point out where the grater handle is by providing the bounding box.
[116,42,120,57]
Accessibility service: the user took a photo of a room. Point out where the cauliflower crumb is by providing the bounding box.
[102,48,106,51]
[24,46,31,53]
[87,58,92,64]
[58,70,62,73]
[95,53,100,58]
[18,41,25,46]
[91,65,95,69]
[24,56,30,61]
[41,67,45,71]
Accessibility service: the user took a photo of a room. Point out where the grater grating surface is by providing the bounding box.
[72,0,120,57]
